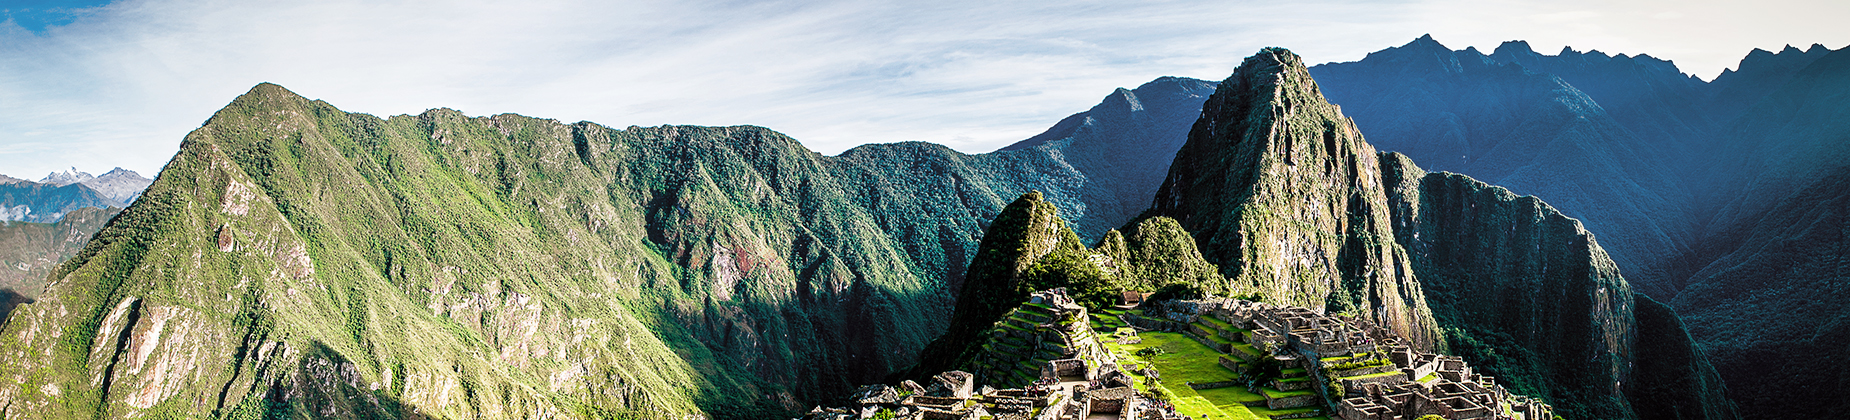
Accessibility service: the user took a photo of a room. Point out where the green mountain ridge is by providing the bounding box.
[0,46,1747,420]
[0,75,1214,419]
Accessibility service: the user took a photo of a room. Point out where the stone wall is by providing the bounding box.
[1187,381,1240,390]
[1266,393,1320,410]
[1184,331,1233,353]
[1328,364,1395,378]
[1337,372,1407,390]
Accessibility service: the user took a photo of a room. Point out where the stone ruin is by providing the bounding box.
[1140,296,1555,420]
[802,289,1184,420]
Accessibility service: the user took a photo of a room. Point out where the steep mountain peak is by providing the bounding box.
[1409,33,1442,47]
[38,167,93,186]
[97,167,139,178]
[203,82,315,130]
[1494,40,1539,57]
[80,167,153,203]
[1153,47,1442,350]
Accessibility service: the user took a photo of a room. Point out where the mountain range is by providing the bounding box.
[1308,35,1848,419]
[0,35,1839,420]
[0,168,151,223]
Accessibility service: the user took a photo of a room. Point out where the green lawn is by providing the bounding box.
[1197,386,1267,405]
[1109,332,1242,384]
[1201,330,1237,345]
[1091,313,1128,331]
[1105,332,1261,420]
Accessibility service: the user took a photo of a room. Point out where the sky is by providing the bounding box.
[1,0,1845,179]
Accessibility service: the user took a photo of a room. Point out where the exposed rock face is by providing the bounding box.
[1149,47,1442,352]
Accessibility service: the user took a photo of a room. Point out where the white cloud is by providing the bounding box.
[0,0,1843,178]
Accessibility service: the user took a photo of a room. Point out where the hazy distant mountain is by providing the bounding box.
[1672,46,1850,419]
[1309,35,1694,297]
[0,179,121,223]
[1312,35,1848,420]
[0,206,119,312]
[995,76,1217,238]
[37,167,152,204]
[0,168,151,224]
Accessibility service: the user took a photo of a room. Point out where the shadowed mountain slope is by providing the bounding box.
[1310,36,1693,299]
[1313,36,1847,419]
[1152,47,1733,420]
[0,207,120,313]
[995,76,1218,239]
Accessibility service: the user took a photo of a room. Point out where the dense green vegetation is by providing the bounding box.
[1149,47,1442,350]
[0,81,1205,419]
[907,191,1224,379]
[0,43,1761,420]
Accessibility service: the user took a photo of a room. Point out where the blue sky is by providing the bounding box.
[1,0,1845,179]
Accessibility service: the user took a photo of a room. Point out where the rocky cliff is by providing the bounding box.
[1314,36,1847,419]
[1149,47,1733,419]
[1149,47,1443,351]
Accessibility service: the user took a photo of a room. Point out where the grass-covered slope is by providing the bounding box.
[1149,47,1442,351]
[0,81,1210,419]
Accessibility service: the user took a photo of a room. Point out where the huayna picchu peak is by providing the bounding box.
[0,40,1810,420]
